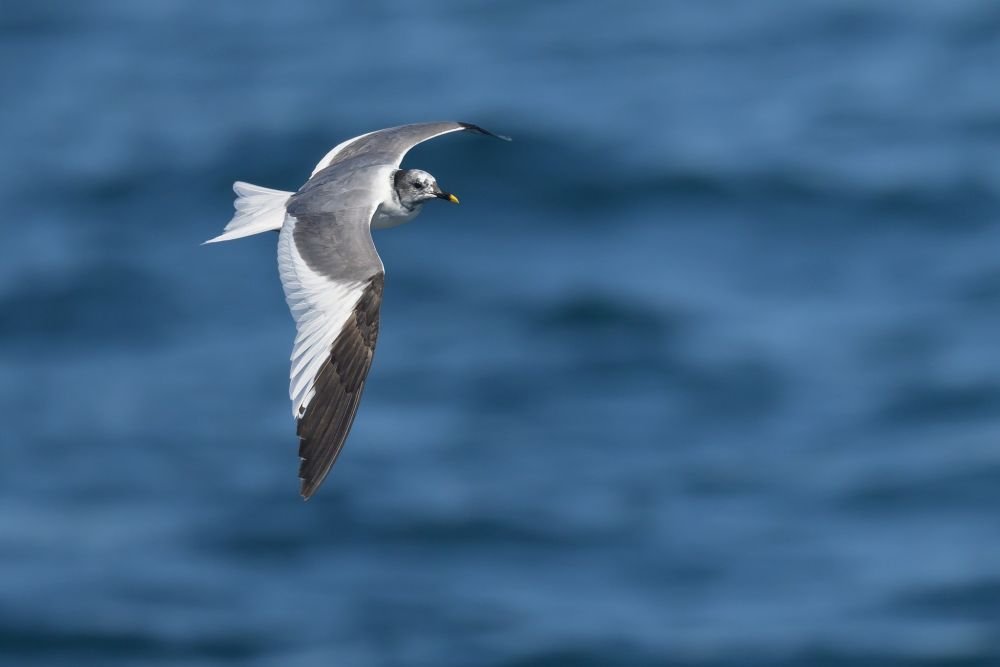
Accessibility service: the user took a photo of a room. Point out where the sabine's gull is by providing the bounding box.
[206,122,509,499]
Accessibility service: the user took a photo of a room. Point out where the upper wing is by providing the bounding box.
[309,121,510,176]
[278,177,385,499]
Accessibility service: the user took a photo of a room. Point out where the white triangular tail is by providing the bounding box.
[204,182,292,244]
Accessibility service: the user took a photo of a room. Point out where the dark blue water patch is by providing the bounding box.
[0,4,83,37]
[350,512,596,550]
[538,351,785,428]
[863,178,998,223]
[105,576,229,610]
[0,261,178,351]
[26,160,235,241]
[947,4,1000,44]
[771,647,1000,667]
[661,355,788,423]
[442,357,670,424]
[492,644,1000,667]
[961,113,1000,139]
[503,156,998,230]
[184,478,604,560]
[0,621,264,664]
[491,641,669,667]
[522,291,693,359]
[191,518,317,565]
[875,379,1000,428]
[893,579,1000,624]
[956,268,1000,307]
[526,292,687,341]
[860,324,949,370]
[838,462,1000,514]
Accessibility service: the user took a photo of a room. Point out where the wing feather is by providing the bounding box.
[295,275,383,498]
[277,208,384,499]
[309,122,510,176]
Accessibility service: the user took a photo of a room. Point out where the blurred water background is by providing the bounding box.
[2,1,1000,665]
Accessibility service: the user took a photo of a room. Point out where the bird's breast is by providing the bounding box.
[372,200,422,229]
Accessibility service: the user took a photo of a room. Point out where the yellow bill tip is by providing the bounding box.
[448,193,460,204]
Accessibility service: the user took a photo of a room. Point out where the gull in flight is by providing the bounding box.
[206,122,509,499]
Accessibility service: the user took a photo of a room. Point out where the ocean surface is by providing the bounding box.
[2,1,1000,665]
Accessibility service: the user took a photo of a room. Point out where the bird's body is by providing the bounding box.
[206,122,508,499]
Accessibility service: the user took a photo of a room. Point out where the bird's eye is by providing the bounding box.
[413,181,425,190]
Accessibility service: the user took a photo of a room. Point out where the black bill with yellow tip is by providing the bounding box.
[435,192,460,204]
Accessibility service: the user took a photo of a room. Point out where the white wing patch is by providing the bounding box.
[277,214,366,418]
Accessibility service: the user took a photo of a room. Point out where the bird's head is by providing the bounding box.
[393,169,459,210]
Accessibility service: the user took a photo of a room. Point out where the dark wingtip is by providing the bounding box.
[299,462,316,500]
[458,122,512,142]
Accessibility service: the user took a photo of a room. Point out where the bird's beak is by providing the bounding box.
[435,191,460,204]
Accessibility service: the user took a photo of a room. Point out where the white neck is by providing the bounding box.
[372,198,423,229]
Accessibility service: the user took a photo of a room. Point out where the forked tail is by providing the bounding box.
[203,181,292,244]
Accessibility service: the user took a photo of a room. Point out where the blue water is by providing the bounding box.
[3,1,1000,665]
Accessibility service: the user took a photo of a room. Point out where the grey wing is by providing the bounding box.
[310,121,510,175]
[277,195,384,499]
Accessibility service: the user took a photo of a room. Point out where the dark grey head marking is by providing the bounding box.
[392,169,458,210]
